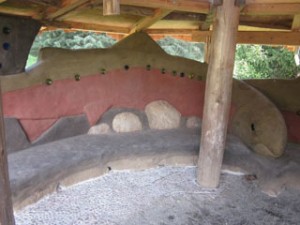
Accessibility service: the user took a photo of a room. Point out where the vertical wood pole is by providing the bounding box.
[0,15,40,225]
[204,35,211,63]
[0,83,15,224]
[197,0,240,188]
[103,0,120,15]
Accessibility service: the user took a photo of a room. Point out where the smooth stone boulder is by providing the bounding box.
[88,123,110,135]
[145,100,181,130]
[98,107,149,130]
[186,116,201,129]
[112,112,142,133]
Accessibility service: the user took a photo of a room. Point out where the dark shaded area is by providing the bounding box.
[4,118,30,153]
[33,114,90,146]
[0,15,40,75]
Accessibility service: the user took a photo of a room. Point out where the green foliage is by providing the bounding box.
[27,30,299,80]
[157,37,205,62]
[234,44,299,79]
[28,30,117,65]
[26,55,38,68]
[26,30,205,67]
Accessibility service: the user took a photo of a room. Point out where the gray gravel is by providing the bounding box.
[15,166,300,225]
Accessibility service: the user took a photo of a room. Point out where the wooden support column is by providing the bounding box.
[204,35,211,63]
[0,15,41,75]
[103,0,120,16]
[0,85,14,225]
[0,15,40,225]
[197,0,240,188]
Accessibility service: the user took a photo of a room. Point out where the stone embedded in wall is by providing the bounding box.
[186,116,201,129]
[88,123,110,135]
[112,112,142,133]
[98,107,149,130]
[145,100,181,130]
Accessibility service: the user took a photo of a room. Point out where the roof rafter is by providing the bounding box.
[192,30,300,45]
[121,0,210,13]
[200,5,216,31]
[292,14,300,30]
[246,0,300,3]
[129,8,172,34]
[47,0,90,20]
[43,20,130,33]
[242,3,300,15]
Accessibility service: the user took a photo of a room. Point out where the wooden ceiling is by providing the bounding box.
[1,0,300,44]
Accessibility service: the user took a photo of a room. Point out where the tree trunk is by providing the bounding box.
[197,0,240,188]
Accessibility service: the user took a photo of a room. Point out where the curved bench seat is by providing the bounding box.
[8,128,300,210]
[9,129,200,210]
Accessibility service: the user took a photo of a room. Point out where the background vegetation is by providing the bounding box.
[27,30,299,79]
[234,45,299,79]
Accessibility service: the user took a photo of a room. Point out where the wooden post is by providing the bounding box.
[103,0,120,15]
[0,84,15,225]
[0,15,41,75]
[197,0,240,188]
[0,15,40,224]
[204,35,211,63]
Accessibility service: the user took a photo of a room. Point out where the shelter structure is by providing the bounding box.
[1,0,300,224]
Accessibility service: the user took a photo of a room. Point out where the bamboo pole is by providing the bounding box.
[197,0,240,188]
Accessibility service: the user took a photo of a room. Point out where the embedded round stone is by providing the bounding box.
[88,123,110,135]
[186,116,201,129]
[145,100,181,130]
[112,112,142,133]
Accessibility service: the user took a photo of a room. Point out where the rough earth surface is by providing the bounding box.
[15,166,300,225]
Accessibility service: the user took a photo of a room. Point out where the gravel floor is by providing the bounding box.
[15,166,300,225]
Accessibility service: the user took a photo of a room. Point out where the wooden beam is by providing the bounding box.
[237,31,300,45]
[47,0,90,20]
[201,5,216,31]
[120,5,154,16]
[204,35,211,63]
[103,0,120,15]
[0,15,41,75]
[146,29,198,35]
[242,3,300,15]
[197,0,240,188]
[239,21,291,30]
[164,12,207,21]
[44,20,130,33]
[0,3,42,19]
[292,14,300,30]
[129,8,172,34]
[191,30,210,42]
[246,0,300,3]
[192,30,300,45]
[121,0,210,13]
